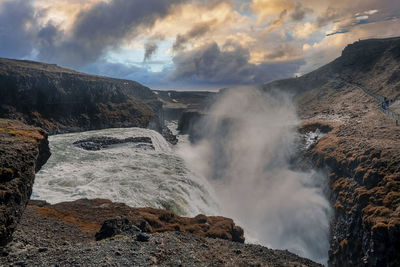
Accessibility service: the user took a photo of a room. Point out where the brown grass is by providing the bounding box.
[29,205,101,234]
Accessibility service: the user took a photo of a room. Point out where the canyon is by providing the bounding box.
[1,37,399,266]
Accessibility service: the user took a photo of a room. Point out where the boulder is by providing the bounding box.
[95,218,140,241]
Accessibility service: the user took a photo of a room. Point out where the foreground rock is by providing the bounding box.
[26,198,245,243]
[0,119,50,246]
[1,202,321,266]
[95,218,141,241]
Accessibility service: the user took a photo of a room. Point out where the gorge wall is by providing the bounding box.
[0,58,163,134]
[263,37,400,266]
[0,119,51,245]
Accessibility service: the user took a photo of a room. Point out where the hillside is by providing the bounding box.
[0,58,163,134]
[263,37,400,266]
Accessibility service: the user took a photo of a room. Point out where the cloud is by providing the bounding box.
[325,11,380,36]
[364,9,378,15]
[0,0,36,58]
[172,41,303,85]
[316,7,341,27]
[264,9,288,34]
[143,42,158,62]
[251,0,295,23]
[299,17,400,75]
[0,0,399,90]
[172,19,217,51]
[290,2,312,21]
[264,44,300,60]
[36,0,185,67]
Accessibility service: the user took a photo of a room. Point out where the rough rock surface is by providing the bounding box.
[161,126,178,145]
[73,136,153,151]
[263,37,400,266]
[156,90,215,143]
[0,203,322,267]
[26,198,245,243]
[0,58,163,134]
[95,218,141,241]
[155,90,215,121]
[0,119,50,246]
[177,110,208,142]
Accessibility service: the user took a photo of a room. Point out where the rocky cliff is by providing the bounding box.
[263,37,400,266]
[0,58,163,134]
[0,119,51,246]
[155,90,215,121]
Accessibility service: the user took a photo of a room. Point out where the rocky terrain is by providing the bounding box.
[0,195,322,266]
[0,58,163,134]
[0,119,50,246]
[25,198,245,243]
[155,90,214,121]
[263,37,400,266]
[155,90,215,139]
[1,201,321,266]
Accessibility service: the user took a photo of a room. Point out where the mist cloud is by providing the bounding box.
[178,88,331,263]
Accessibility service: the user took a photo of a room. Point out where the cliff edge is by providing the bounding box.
[0,119,51,246]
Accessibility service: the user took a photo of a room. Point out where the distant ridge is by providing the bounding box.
[0,57,163,134]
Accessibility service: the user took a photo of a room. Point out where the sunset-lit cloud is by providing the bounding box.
[0,0,399,90]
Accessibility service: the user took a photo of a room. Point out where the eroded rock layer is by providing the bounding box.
[0,58,163,134]
[0,119,50,246]
[265,37,400,266]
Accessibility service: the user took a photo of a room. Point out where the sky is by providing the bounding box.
[0,0,399,90]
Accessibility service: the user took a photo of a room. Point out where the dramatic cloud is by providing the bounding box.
[172,42,303,85]
[36,0,185,66]
[0,0,399,89]
[264,9,288,34]
[252,0,295,23]
[290,2,312,21]
[0,0,36,58]
[264,44,300,61]
[172,19,217,51]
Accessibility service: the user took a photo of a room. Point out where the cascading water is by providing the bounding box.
[33,127,219,217]
[33,88,331,265]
